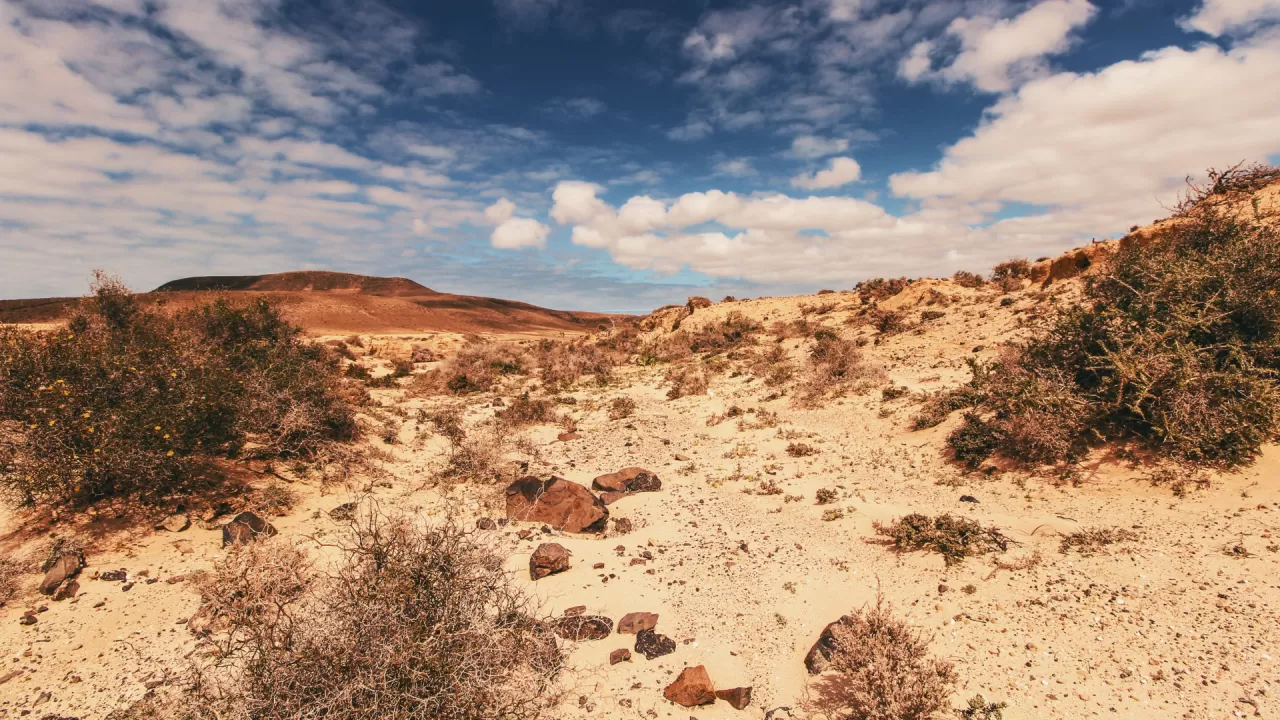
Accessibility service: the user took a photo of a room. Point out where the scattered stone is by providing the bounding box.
[592,467,662,494]
[960,495,980,503]
[476,517,497,530]
[222,511,278,546]
[592,562,605,569]
[617,611,659,634]
[530,543,571,580]
[675,454,691,461]
[98,569,127,582]
[552,615,613,641]
[491,397,505,407]
[329,502,357,521]
[121,582,134,592]
[716,687,753,710]
[166,575,186,585]
[610,648,632,665]
[664,665,716,707]
[19,611,36,626]
[938,584,950,594]
[505,476,609,533]
[557,432,581,442]
[158,513,191,532]
[635,628,676,659]
[0,670,21,684]
[172,540,194,555]
[39,551,85,596]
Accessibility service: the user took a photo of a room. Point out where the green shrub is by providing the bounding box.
[0,275,355,506]
[944,165,1280,469]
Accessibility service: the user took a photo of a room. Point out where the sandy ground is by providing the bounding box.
[2,280,1278,720]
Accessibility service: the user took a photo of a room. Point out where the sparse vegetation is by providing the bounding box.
[990,258,1031,283]
[497,394,559,427]
[799,333,881,403]
[665,363,710,400]
[608,396,637,420]
[874,514,1012,566]
[952,271,985,288]
[1059,527,1140,555]
[815,487,837,504]
[855,277,912,303]
[0,275,356,507]
[819,595,956,720]
[189,514,560,720]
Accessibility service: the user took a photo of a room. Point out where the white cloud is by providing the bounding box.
[790,135,850,159]
[905,0,1099,92]
[791,157,861,189]
[484,198,550,250]
[484,198,517,224]
[1181,0,1280,36]
[715,158,757,177]
[668,120,714,141]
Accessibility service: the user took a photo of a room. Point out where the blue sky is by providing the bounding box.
[2,0,1279,312]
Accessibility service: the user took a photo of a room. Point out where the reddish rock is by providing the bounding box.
[805,615,856,674]
[716,687,753,710]
[609,648,632,665]
[529,543,571,580]
[39,552,84,596]
[505,476,608,534]
[592,467,661,493]
[600,491,629,505]
[635,628,676,659]
[617,611,658,634]
[52,579,79,601]
[221,512,278,546]
[552,615,613,641]
[664,665,716,707]
[563,605,586,617]
[557,432,581,442]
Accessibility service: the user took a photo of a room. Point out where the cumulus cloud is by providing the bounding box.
[791,157,862,189]
[903,0,1099,92]
[790,135,850,159]
[1180,0,1280,36]
[484,198,550,250]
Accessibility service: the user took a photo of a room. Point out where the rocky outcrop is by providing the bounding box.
[505,476,608,533]
[805,615,854,674]
[39,552,84,596]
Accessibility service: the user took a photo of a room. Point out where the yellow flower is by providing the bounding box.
[164,433,170,439]
[166,450,174,457]
[154,425,161,431]
[48,420,55,426]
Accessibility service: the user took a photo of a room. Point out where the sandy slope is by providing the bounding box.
[2,273,1277,720]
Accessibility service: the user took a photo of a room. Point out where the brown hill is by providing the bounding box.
[0,271,619,335]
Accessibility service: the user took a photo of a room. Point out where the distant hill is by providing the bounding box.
[0,271,620,335]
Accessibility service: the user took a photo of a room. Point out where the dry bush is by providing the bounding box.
[855,277,912,303]
[665,363,710,400]
[1059,527,1140,555]
[943,165,1280,469]
[530,339,618,390]
[0,275,356,507]
[497,394,559,427]
[188,514,560,720]
[958,695,1008,720]
[953,271,985,288]
[390,359,414,378]
[871,309,908,336]
[0,557,21,605]
[608,396,637,420]
[636,331,694,366]
[816,594,956,720]
[881,385,909,401]
[874,513,1011,566]
[990,258,1031,283]
[434,419,513,485]
[786,442,816,457]
[688,311,761,354]
[687,296,714,311]
[798,333,882,404]
[920,310,945,322]
[415,342,529,396]
[252,481,300,517]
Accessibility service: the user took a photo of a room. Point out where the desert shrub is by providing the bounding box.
[920,310,945,322]
[424,409,512,485]
[958,695,1007,720]
[787,442,816,457]
[665,363,710,400]
[498,394,558,427]
[815,488,837,505]
[416,343,528,396]
[343,335,364,348]
[189,514,560,720]
[1059,527,1140,555]
[252,480,300,517]
[532,340,617,390]
[819,595,956,720]
[687,296,713,311]
[874,513,1011,566]
[881,385,909,401]
[872,309,908,335]
[390,360,414,378]
[799,334,881,403]
[855,277,912,303]
[953,271,985,288]
[608,396,637,420]
[688,311,761,353]
[990,258,1031,282]
[0,275,356,506]
[945,165,1280,468]
[344,363,372,380]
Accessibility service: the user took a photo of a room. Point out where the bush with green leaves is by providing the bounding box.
[0,274,356,506]
[931,165,1280,469]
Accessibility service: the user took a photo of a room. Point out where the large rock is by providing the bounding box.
[553,615,613,641]
[617,611,658,634]
[529,543,571,580]
[221,512,278,547]
[592,467,661,494]
[39,552,84,596]
[505,476,608,534]
[805,615,855,674]
[634,628,676,659]
[664,665,716,707]
[716,687,753,710]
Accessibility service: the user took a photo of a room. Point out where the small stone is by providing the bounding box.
[959,495,979,503]
[530,543,571,580]
[675,454,691,461]
[328,503,357,521]
[172,540,194,555]
[19,612,36,626]
[938,584,950,594]
[158,513,191,532]
[610,648,632,665]
[664,666,716,707]
[617,611,659,634]
[716,687,753,710]
[635,628,676,659]
[557,432,581,442]
[39,552,85,596]
[592,562,605,569]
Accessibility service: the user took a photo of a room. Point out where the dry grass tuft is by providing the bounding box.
[874,513,1012,566]
[188,513,561,720]
[665,363,710,400]
[608,396,637,420]
[1058,527,1140,555]
[798,333,883,404]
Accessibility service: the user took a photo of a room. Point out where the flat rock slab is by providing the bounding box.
[505,476,608,534]
[617,611,659,634]
[39,552,84,596]
[592,467,661,494]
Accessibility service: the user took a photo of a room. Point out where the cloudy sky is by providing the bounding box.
[2,0,1279,311]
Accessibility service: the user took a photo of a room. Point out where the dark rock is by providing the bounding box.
[675,453,691,461]
[617,611,658,634]
[222,512,278,547]
[529,543,571,580]
[938,584,949,594]
[19,611,36,626]
[592,467,661,494]
[39,552,85,596]
[563,605,587,617]
[609,648,632,665]
[98,569,127,582]
[505,476,608,533]
[960,495,979,503]
[805,616,857,674]
[664,665,716,707]
[0,669,21,684]
[329,502,357,521]
[716,687,753,710]
[635,628,676,659]
[553,615,613,641]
